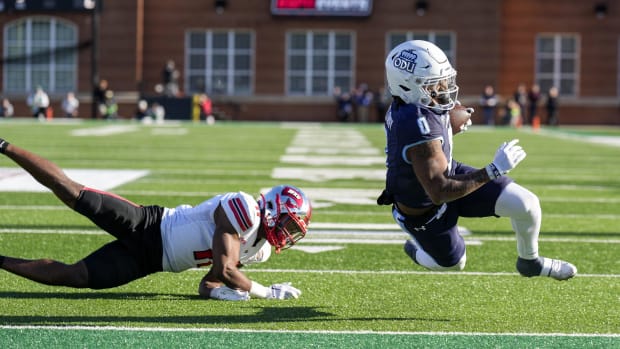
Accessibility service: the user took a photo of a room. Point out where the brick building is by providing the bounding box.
[0,0,618,124]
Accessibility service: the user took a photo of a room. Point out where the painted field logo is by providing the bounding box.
[393,49,417,73]
[0,168,149,192]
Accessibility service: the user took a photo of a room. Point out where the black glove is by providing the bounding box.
[376,189,394,206]
[0,138,9,154]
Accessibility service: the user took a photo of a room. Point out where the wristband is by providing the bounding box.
[249,281,270,299]
[485,163,501,180]
[0,138,9,154]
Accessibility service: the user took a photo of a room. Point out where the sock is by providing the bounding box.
[495,182,541,260]
[516,257,543,276]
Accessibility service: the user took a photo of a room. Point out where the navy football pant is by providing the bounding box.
[393,163,512,267]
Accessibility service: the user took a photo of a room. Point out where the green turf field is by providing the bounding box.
[0,119,618,348]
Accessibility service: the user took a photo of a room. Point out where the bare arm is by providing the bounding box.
[198,204,252,298]
[409,140,490,205]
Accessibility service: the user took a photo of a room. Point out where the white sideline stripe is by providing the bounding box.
[1,228,619,244]
[0,325,618,338]
[238,269,619,278]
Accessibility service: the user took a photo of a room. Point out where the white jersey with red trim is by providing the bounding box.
[159,191,270,272]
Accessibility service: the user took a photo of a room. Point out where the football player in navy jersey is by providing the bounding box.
[378,40,576,280]
[0,138,312,300]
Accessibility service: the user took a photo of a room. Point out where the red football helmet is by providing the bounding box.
[258,185,312,253]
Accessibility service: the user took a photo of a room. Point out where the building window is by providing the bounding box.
[186,30,253,96]
[3,17,77,93]
[535,34,579,97]
[386,32,456,64]
[286,31,355,96]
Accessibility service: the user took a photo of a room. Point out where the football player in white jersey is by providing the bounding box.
[0,138,311,301]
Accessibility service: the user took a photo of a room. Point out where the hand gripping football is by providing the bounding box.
[449,104,474,135]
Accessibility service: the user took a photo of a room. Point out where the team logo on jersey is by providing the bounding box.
[393,49,417,73]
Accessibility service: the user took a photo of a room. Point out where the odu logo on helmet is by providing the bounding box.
[393,50,417,73]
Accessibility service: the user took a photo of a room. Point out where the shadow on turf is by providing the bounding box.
[0,299,450,325]
[0,291,193,300]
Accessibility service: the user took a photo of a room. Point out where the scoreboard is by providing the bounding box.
[0,0,97,12]
[271,0,372,17]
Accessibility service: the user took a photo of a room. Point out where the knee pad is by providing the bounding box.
[496,182,541,220]
[419,249,467,271]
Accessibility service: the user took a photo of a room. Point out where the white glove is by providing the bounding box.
[210,286,250,301]
[268,282,302,300]
[486,139,527,180]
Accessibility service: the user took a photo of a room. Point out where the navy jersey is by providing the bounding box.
[384,101,454,208]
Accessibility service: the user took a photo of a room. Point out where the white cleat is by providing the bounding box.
[540,257,577,281]
[516,257,577,281]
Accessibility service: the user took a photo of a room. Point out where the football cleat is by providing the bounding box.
[516,257,577,281]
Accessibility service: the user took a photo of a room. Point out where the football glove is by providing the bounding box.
[268,282,302,300]
[209,286,250,301]
[460,114,473,133]
[486,139,526,180]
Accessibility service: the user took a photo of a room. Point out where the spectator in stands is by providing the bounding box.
[507,99,522,128]
[134,99,149,121]
[333,86,353,122]
[27,86,50,119]
[0,98,14,118]
[545,86,559,126]
[479,85,498,126]
[354,83,372,123]
[198,93,215,124]
[162,59,180,97]
[99,90,118,120]
[61,92,80,118]
[375,87,390,123]
[94,79,109,119]
[513,83,528,125]
[528,83,541,125]
[150,102,166,124]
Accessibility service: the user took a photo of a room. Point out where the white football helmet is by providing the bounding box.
[385,40,458,112]
[258,185,312,253]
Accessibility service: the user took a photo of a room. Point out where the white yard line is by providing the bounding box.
[1,227,618,244]
[0,324,617,338]
[240,268,620,279]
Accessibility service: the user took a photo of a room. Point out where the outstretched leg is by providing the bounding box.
[0,138,83,208]
[0,138,89,287]
[495,182,577,280]
[0,257,89,288]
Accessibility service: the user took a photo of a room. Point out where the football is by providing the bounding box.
[449,104,474,135]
